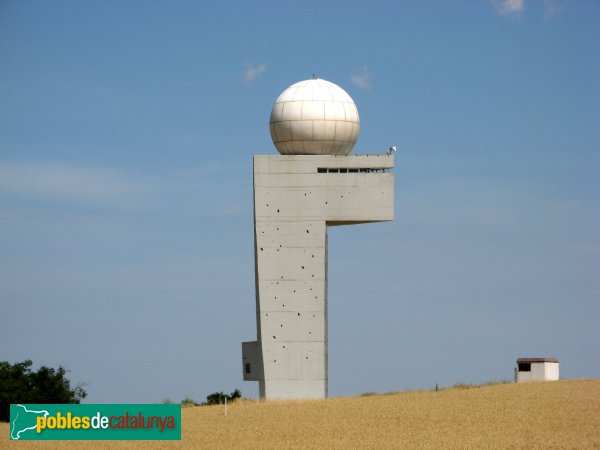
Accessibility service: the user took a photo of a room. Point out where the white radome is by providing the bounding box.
[269,79,360,155]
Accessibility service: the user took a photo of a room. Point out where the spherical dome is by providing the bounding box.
[269,79,360,155]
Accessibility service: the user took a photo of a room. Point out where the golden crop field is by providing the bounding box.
[2,379,599,449]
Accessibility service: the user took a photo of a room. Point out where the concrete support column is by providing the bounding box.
[243,154,394,399]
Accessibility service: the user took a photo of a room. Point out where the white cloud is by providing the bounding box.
[492,0,525,17]
[0,161,153,205]
[542,0,559,20]
[350,65,372,91]
[492,0,560,19]
[0,160,250,218]
[243,62,267,82]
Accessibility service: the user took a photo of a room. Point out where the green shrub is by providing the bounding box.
[202,389,241,405]
[0,360,86,422]
[181,397,196,407]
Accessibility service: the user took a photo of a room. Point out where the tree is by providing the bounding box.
[203,389,241,405]
[0,360,87,422]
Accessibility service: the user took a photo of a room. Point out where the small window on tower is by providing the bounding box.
[245,363,251,374]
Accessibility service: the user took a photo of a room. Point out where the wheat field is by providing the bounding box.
[2,379,599,449]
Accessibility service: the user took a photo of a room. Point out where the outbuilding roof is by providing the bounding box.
[517,357,559,363]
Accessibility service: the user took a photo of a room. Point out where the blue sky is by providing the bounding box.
[1,0,598,403]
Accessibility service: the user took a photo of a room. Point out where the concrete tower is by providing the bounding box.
[242,79,394,400]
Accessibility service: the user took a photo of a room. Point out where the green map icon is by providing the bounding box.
[10,404,49,440]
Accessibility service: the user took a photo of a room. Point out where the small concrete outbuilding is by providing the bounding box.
[515,357,559,383]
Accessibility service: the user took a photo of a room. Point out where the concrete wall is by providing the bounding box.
[243,155,394,400]
[544,361,559,381]
[241,341,262,381]
[515,362,559,382]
